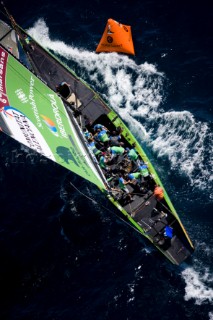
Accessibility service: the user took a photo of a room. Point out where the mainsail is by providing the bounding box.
[0,45,106,189]
[96,18,135,55]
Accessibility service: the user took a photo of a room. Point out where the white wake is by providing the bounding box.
[182,266,213,305]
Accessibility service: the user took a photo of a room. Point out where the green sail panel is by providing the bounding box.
[0,46,106,189]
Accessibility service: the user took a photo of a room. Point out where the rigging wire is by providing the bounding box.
[69,181,144,235]
[0,7,9,20]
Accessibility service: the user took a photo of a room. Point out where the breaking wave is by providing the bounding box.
[181,265,213,305]
[181,239,213,308]
[209,312,213,320]
[28,19,213,195]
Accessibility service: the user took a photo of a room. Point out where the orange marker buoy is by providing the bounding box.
[96,18,135,55]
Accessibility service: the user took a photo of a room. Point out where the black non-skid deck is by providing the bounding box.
[18,28,110,125]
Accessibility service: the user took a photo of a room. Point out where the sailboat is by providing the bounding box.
[0,5,194,265]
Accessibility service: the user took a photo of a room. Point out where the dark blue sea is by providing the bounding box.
[0,0,213,319]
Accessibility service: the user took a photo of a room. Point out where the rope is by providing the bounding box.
[156,198,174,216]
[127,198,134,217]
[69,181,143,235]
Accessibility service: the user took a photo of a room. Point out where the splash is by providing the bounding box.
[150,111,213,190]
[28,19,213,194]
[181,266,213,305]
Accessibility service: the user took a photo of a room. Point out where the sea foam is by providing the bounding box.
[181,266,213,305]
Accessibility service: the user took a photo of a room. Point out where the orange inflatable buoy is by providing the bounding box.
[96,18,135,55]
[154,186,164,200]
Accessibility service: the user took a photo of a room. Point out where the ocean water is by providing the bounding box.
[0,0,213,319]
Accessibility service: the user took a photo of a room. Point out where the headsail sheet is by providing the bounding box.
[0,20,19,58]
[96,18,135,55]
[0,45,106,189]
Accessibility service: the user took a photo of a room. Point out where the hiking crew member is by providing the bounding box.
[95,129,110,144]
[109,131,123,147]
[127,148,138,161]
[93,124,109,132]
[128,172,142,184]
[83,128,93,140]
[118,175,133,201]
[99,154,110,171]
[138,164,149,178]
[154,185,164,200]
[109,146,125,159]
[88,139,102,157]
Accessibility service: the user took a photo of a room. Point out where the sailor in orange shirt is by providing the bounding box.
[154,185,164,200]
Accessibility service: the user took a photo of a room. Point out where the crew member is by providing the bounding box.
[126,145,138,162]
[154,185,164,200]
[118,174,134,201]
[99,153,111,171]
[93,123,109,132]
[56,81,71,99]
[128,172,142,185]
[109,146,125,160]
[83,128,93,140]
[95,128,110,146]
[109,131,123,147]
[88,138,102,157]
[138,164,149,179]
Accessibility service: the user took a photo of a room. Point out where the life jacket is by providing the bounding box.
[89,141,101,156]
[118,177,125,189]
[97,130,109,143]
[25,36,31,44]
[84,130,92,140]
[99,156,106,168]
[139,165,149,177]
[128,148,138,161]
[111,146,124,155]
[128,172,141,180]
